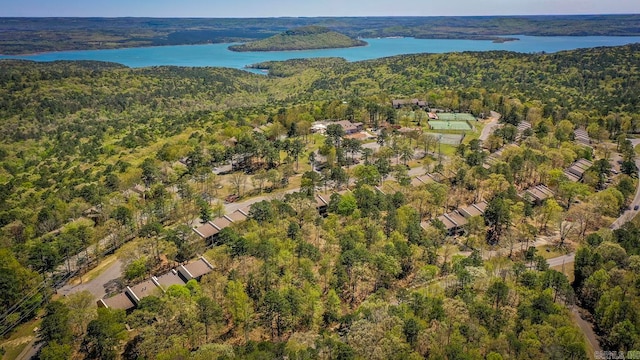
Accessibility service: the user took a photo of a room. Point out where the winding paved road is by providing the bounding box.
[479,111,501,143]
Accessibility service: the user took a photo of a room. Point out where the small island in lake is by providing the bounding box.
[228,26,367,52]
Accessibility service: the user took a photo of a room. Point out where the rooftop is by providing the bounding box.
[211,217,233,231]
[193,222,219,239]
[155,270,187,290]
[100,292,136,311]
[183,257,215,279]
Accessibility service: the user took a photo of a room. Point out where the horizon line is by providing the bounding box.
[1,13,640,19]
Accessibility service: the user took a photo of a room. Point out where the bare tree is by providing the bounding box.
[229,173,247,197]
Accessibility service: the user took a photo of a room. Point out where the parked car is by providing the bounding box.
[225,194,239,203]
[634,205,639,211]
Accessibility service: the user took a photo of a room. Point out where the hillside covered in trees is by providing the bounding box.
[228,26,367,52]
[0,44,639,359]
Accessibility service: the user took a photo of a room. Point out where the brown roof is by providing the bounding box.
[446,212,468,227]
[101,292,136,311]
[417,175,435,184]
[437,215,458,230]
[315,193,331,208]
[411,177,426,187]
[193,222,219,239]
[236,205,251,216]
[334,120,363,133]
[211,217,233,230]
[459,204,483,218]
[183,257,214,279]
[564,171,581,182]
[225,210,248,223]
[473,201,488,213]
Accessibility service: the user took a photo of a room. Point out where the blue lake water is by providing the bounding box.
[1,35,639,70]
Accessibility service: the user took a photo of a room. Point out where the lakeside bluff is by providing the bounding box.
[228,26,367,52]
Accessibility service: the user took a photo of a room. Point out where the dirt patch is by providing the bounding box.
[2,336,34,348]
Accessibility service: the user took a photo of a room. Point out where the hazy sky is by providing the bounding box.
[2,0,638,17]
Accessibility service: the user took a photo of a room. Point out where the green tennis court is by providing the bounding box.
[436,113,476,121]
[428,120,472,131]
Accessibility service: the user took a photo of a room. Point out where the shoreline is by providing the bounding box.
[5,34,616,57]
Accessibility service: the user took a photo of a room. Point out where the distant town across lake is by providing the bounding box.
[2,35,640,71]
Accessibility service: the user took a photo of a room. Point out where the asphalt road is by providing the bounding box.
[547,253,576,268]
[57,259,123,300]
[479,111,501,143]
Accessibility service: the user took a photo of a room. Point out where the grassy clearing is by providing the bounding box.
[0,318,40,360]
[537,244,567,260]
[463,122,485,143]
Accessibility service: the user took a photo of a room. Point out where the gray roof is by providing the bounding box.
[130,279,161,301]
[525,184,555,202]
[155,270,187,290]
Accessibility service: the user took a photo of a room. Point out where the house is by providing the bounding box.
[424,201,488,236]
[98,257,214,311]
[521,184,555,205]
[315,193,331,213]
[458,201,488,218]
[515,121,532,142]
[435,211,468,235]
[411,174,438,187]
[334,120,364,134]
[225,209,249,223]
[193,222,220,242]
[193,206,249,242]
[210,217,233,232]
[574,128,591,146]
[564,159,593,182]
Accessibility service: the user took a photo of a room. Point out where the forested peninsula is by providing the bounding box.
[0,44,639,359]
[228,26,367,52]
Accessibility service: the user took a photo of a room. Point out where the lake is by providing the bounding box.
[1,35,639,70]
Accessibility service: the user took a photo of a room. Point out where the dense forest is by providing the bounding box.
[0,44,639,359]
[228,26,367,52]
[1,15,640,54]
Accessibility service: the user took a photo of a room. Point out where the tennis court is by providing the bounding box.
[428,120,473,131]
[436,113,477,122]
[430,133,465,145]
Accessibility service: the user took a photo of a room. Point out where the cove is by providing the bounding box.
[1,35,639,70]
